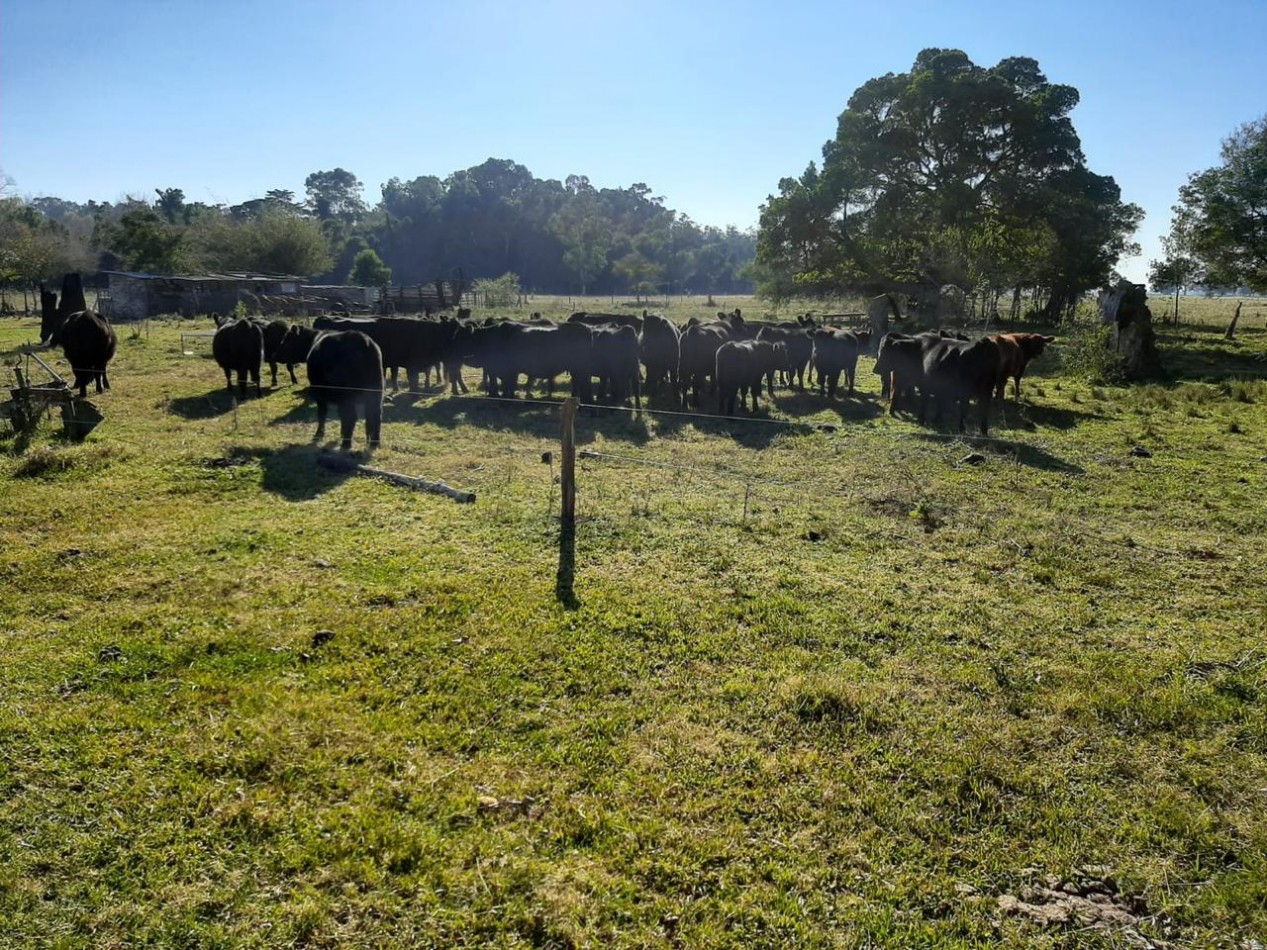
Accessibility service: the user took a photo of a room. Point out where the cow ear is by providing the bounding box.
[1043,335,1056,342]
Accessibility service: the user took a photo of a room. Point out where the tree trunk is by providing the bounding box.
[1104,281,1163,379]
[1173,283,1180,325]
[867,294,891,351]
[1224,301,1243,340]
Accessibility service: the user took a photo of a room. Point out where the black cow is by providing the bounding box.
[919,336,1001,435]
[589,324,642,408]
[810,329,869,397]
[716,340,788,415]
[50,310,117,398]
[275,325,321,381]
[639,311,681,397]
[258,319,292,385]
[679,321,732,408]
[755,325,812,389]
[568,311,644,332]
[212,318,264,399]
[467,322,593,399]
[307,330,384,451]
[312,316,454,393]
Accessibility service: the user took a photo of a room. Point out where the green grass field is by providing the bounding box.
[2,297,1266,948]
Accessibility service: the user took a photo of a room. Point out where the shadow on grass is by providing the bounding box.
[911,432,1084,474]
[403,394,654,446]
[556,517,579,609]
[217,443,360,501]
[168,387,280,420]
[993,400,1111,432]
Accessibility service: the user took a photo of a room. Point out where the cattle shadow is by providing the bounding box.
[403,394,654,446]
[167,387,282,420]
[649,403,801,450]
[911,433,1084,474]
[243,443,360,501]
[771,389,885,424]
[991,400,1110,432]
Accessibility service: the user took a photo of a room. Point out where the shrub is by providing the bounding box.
[1062,321,1126,383]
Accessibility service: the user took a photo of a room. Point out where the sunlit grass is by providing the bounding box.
[1,302,1265,947]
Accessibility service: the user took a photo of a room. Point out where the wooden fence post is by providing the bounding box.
[560,397,578,522]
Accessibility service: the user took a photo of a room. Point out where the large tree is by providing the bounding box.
[1169,115,1267,292]
[305,168,367,223]
[756,49,1141,317]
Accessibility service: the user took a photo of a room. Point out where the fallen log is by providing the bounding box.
[317,452,476,503]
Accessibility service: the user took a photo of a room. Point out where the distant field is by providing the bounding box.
[1,301,1265,948]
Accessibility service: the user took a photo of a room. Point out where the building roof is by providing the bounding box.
[102,271,306,282]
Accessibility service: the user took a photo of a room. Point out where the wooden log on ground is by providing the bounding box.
[316,452,476,503]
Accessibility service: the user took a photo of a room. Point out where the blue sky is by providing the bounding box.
[2,0,1264,283]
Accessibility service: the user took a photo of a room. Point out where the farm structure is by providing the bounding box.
[101,272,307,320]
[101,272,468,320]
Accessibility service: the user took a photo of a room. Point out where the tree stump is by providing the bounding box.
[1101,281,1163,380]
[867,295,891,350]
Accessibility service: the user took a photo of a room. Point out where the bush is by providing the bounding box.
[1062,321,1126,383]
[473,272,521,308]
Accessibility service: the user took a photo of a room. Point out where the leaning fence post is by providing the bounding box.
[560,397,579,522]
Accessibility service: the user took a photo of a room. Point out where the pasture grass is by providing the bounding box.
[1,298,1266,947]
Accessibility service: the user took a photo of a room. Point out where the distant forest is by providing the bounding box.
[0,158,757,296]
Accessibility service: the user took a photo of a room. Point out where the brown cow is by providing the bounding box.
[990,332,1055,399]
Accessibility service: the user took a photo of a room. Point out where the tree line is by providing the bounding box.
[0,162,757,298]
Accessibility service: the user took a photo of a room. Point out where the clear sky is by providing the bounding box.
[2,0,1264,283]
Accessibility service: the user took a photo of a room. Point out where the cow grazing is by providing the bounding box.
[715,340,787,415]
[212,318,264,399]
[275,325,321,381]
[919,336,1001,435]
[639,311,681,397]
[306,330,384,451]
[990,332,1055,399]
[810,329,869,398]
[50,310,117,398]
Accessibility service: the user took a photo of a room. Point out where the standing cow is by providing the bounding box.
[307,330,384,451]
[212,318,265,399]
[49,310,117,398]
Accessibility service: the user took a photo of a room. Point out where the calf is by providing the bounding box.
[990,332,1055,399]
[306,330,384,451]
[715,340,787,415]
[212,318,264,399]
[919,336,1001,435]
[50,310,117,398]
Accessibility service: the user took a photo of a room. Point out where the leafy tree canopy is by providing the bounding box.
[347,247,392,286]
[1170,115,1267,292]
[756,49,1142,316]
[305,168,367,223]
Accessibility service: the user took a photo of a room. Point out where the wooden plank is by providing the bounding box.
[316,452,476,503]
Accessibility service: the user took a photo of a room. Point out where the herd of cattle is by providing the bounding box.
[34,304,1055,451]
